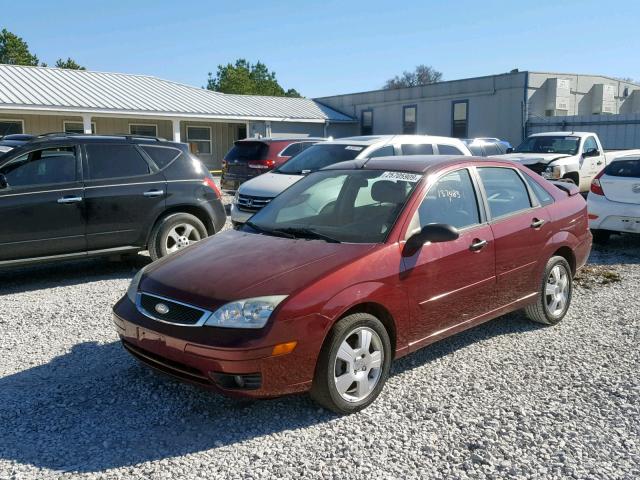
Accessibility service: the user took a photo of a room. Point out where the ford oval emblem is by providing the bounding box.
[155,303,170,315]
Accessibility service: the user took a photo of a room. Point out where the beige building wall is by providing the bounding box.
[1,112,247,169]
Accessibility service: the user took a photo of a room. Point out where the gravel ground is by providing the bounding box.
[1,187,639,479]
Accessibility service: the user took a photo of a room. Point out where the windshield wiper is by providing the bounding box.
[245,221,295,239]
[272,227,341,243]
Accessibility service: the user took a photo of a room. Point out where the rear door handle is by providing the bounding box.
[143,189,164,198]
[57,195,83,204]
[531,218,546,229]
[469,239,488,251]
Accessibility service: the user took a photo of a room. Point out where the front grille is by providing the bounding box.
[122,340,211,385]
[525,163,548,175]
[236,194,273,213]
[139,293,206,325]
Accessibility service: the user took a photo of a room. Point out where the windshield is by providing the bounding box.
[244,169,422,243]
[276,144,365,175]
[515,136,579,155]
[224,141,269,162]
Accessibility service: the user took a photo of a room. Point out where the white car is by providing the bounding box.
[230,135,471,225]
[588,155,640,243]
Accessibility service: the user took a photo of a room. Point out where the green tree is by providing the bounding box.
[55,57,85,70]
[207,59,301,97]
[384,64,443,89]
[0,28,38,66]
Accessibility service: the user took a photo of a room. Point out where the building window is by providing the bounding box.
[403,105,417,134]
[64,121,95,134]
[361,110,373,135]
[129,124,157,137]
[451,100,468,138]
[187,126,212,155]
[0,119,24,135]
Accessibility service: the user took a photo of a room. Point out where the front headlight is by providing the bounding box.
[126,267,146,303]
[542,165,562,179]
[204,295,287,329]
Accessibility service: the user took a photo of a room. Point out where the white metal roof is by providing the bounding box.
[0,64,355,123]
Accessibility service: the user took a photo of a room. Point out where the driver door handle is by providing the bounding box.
[469,239,488,251]
[143,189,164,198]
[57,195,83,204]
[531,218,546,229]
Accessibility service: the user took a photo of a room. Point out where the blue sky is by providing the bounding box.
[3,0,639,97]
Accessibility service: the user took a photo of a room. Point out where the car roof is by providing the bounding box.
[328,135,466,146]
[236,137,326,144]
[529,131,592,138]
[323,155,516,174]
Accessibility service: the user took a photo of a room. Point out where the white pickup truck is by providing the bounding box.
[496,131,640,192]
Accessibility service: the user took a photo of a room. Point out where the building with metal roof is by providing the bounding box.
[0,64,355,168]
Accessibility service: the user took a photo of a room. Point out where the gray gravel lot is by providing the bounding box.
[0,187,639,478]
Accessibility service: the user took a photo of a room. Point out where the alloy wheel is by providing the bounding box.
[545,264,570,317]
[333,327,384,403]
[165,223,202,254]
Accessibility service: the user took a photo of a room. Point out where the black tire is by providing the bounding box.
[524,256,573,325]
[310,313,392,414]
[148,213,208,261]
[591,229,611,245]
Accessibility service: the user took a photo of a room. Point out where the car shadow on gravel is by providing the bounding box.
[391,310,545,377]
[588,233,640,266]
[0,341,332,473]
[0,311,547,473]
[0,255,152,295]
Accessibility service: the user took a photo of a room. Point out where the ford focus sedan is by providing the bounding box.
[113,156,592,414]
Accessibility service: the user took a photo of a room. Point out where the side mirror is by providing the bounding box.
[404,223,460,256]
[0,173,7,189]
[583,148,599,158]
[506,147,514,154]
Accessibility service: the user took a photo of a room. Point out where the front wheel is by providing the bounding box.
[148,213,208,261]
[524,256,573,325]
[310,313,392,414]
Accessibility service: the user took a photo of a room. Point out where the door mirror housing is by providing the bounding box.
[404,223,460,256]
[583,148,599,158]
[0,173,7,189]
[506,147,514,154]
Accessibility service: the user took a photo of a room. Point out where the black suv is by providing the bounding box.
[0,134,226,267]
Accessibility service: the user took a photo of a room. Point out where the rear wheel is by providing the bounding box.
[591,229,611,245]
[525,256,573,325]
[311,313,392,414]
[148,213,208,261]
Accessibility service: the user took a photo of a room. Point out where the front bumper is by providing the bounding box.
[113,297,326,398]
[588,193,640,233]
[229,202,254,225]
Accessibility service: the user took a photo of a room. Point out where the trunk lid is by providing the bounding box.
[600,158,640,204]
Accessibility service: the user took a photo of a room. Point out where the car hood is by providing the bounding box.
[238,171,304,198]
[140,229,377,310]
[495,153,572,165]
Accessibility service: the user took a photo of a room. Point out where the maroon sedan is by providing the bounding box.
[113,156,592,414]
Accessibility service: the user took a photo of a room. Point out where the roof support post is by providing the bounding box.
[82,114,93,134]
[172,119,181,142]
[265,121,272,137]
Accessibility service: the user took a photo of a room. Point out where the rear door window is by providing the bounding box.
[140,145,182,169]
[437,144,464,155]
[85,144,150,180]
[1,146,77,188]
[478,167,532,218]
[468,145,484,156]
[401,144,434,155]
[368,145,395,158]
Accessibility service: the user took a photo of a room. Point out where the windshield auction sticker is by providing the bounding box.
[380,171,422,182]
[345,146,364,151]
